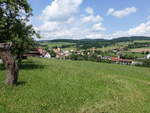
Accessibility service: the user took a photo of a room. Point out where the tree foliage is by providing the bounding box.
[0,0,39,58]
[0,0,39,85]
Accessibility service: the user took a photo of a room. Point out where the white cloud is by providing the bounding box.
[85,7,94,14]
[34,1,150,40]
[66,17,75,24]
[39,0,83,21]
[35,1,106,40]
[107,7,137,18]
[82,7,103,23]
[36,20,150,40]
[86,33,106,39]
[127,21,150,35]
[85,20,150,39]
[107,8,114,15]
[81,15,103,23]
[92,23,106,31]
[105,20,150,39]
[38,21,59,32]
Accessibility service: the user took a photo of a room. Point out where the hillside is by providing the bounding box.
[0,58,150,113]
[39,36,150,50]
[39,36,150,43]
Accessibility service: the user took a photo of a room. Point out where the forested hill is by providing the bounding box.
[111,36,150,42]
[39,36,150,43]
[39,36,150,49]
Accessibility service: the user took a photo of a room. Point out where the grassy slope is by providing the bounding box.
[0,58,150,113]
[41,42,76,50]
[40,40,150,52]
[96,40,150,51]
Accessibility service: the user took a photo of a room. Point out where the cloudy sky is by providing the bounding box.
[28,0,150,40]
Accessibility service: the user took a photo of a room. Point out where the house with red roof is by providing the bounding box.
[110,57,133,65]
[24,48,51,58]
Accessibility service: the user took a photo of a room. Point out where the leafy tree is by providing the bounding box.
[0,0,39,85]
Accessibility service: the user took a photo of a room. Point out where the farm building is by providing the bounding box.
[110,57,133,65]
[132,61,143,66]
[0,59,2,64]
[24,48,51,58]
[53,48,71,59]
[146,54,150,59]
[44,52,51,58]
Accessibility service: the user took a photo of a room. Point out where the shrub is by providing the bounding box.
[143,59,150,67]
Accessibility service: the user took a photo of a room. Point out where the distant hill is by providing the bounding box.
[38,39,107,43]
[38,36,150,43]
[111,36,150,42]
[38,36,150,49]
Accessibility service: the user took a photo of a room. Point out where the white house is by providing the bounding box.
[132,61,143,66]
[0,59,3,64]
[64,50,70,57]
[44,52,51,59]
[146,54,150,59]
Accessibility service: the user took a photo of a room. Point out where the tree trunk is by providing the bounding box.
[17,55,22,65]
[0,43,19,85]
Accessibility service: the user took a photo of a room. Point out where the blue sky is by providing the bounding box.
[29,0,150,40]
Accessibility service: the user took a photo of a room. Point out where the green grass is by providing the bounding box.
[134,40,150,43]
[97,41,132,51]
[40,42,76,50]
[0,58,150,113]
[98,40,150,52]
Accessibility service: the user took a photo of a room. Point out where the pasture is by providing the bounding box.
[0,58,150,113]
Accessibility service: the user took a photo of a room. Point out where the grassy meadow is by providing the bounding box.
[40,42,76,50]
[0,58,150,113]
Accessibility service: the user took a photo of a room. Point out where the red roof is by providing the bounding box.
[23,48,47,57]
[110,57,133,63]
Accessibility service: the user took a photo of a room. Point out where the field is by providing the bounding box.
[39,39,150,53]
[0,58,150,113]
[129,48,150,52]
[98,42,132,51]
[99,40,150,52]
[40,42,76,50]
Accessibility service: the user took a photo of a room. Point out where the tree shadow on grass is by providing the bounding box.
[19,59,48,70]
[0,60,48,86]
[19,63,47,70]
[0,64,5,70]
[16,81,26,86]
[0,62,48,70]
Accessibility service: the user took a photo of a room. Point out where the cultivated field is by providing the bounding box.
[129,48,150,52]
[0,58,150,113]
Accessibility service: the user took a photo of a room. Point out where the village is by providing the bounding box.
[18,45,150,67]
[1,0,150,112]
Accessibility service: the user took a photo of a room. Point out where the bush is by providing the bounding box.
[143,59,150,67]
[49,50,56,57]
[101,59,113,63]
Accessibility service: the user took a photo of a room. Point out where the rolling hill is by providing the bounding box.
[39,36,150,49]
[39,36,150,43]
[0,58,150,113]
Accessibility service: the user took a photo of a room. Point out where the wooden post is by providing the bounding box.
[0,43,19,85]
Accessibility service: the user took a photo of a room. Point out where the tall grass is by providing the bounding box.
[0,58,150,113]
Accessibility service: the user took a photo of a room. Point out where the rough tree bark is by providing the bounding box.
[0,43,19,85]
